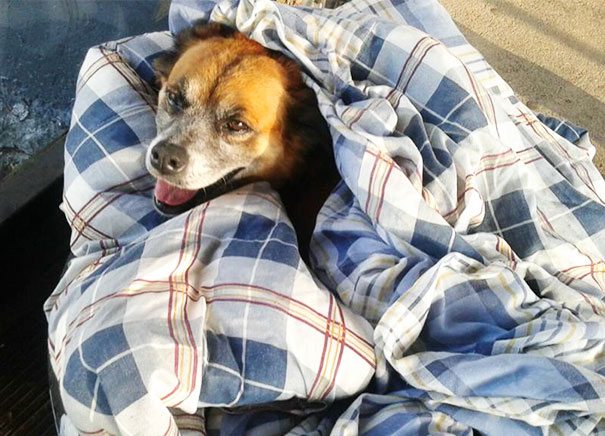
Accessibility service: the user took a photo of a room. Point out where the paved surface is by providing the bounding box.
[0,0,166,181]
[0,180,69,435]
[440,0,605,172]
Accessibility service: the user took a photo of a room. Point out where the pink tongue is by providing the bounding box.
[154,180,198,206]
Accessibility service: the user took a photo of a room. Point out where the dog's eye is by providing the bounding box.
[224,119,251,134]
[165,90,185,112]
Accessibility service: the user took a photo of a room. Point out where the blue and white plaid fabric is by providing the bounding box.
[46,0,605,434]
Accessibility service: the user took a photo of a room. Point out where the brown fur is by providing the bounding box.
[150,21,339,258]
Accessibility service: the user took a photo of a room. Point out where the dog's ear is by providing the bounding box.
[175,21,238,52]
[271,54,332,152]
[286,85,332,151]
[153,21,238,86]
[153,50,179,86]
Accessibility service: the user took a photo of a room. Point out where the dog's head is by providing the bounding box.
[146,22,328,215]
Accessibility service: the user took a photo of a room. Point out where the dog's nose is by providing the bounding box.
[149,141,188,175]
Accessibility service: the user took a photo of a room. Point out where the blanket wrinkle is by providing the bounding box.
[47,0,605,434]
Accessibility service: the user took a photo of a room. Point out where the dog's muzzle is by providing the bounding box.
[152,166,246,217]
[149,140,189,176]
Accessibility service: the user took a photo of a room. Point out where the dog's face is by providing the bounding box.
[146,22,326,215]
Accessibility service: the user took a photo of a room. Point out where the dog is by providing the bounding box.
[146,22,339,259]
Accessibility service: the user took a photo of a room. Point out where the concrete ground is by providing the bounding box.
[439,0,605,172]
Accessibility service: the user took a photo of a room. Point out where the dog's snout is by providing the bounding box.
[150,141,188,175]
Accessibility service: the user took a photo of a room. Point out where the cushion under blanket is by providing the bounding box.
[46,0,605,434]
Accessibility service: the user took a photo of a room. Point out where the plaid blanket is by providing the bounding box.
[45,0,605,434]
